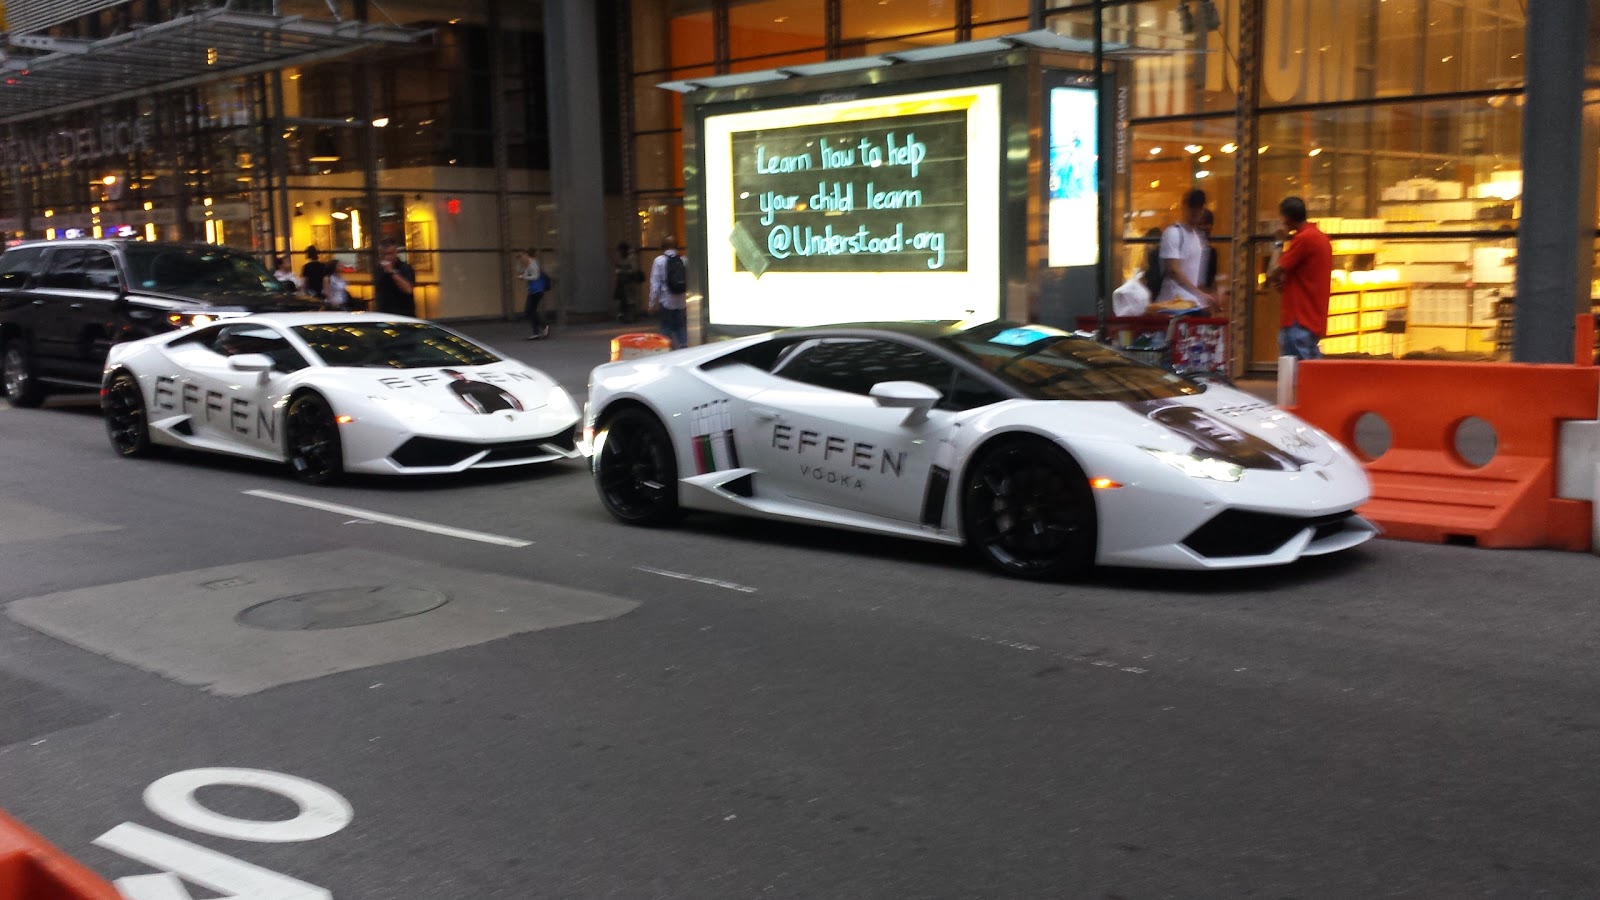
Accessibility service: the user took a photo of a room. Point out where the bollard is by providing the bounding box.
[1276,355,1297,408]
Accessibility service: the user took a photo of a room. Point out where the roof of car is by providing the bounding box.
[5,239,258,253]
[783,320,974,339]
[228,312,429,328]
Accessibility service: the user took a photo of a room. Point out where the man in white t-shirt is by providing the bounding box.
[1154,189,1216,310]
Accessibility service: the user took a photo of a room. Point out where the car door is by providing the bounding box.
[740,337,1003,526]
[33,247,123,383]
[184,322,308,453]
[0,244,49,350]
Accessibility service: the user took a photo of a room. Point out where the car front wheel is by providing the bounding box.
[593,406,682,525]
[1,342,45,408]
[962,437,1097,580]
[286,392,344,485]
[103,371,154,457]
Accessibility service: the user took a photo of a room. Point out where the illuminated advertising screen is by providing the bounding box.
[1046,84,1100,268]
[703,84,1002,328]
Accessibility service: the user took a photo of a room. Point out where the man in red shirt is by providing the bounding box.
[1267,196,1332,360]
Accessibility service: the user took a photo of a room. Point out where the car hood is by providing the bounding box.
[326,360,565,414]
[995,384,1340,471]
[132,289,323,313]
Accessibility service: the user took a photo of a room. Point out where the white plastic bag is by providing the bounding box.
[1112,271,1152,317]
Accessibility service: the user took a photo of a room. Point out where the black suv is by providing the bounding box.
[0,239,322,406]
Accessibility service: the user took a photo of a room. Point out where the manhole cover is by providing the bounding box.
[236,586,448,631]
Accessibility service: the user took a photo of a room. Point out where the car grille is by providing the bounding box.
[1182,509,1354,558]
[391,429,575,468]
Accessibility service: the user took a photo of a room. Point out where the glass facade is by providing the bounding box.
[628,0,1592,367]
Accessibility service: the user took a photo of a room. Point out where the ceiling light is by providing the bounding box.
[1149,147,1162,156]
[1220,142,1237,153]
[1184,144,1202,154]
[1308,147,1323,156]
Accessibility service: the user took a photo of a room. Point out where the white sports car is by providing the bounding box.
[584,320,1377,578]
[101,313,582,483]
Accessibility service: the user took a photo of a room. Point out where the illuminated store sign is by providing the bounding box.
[703,84,1001,328]
[1046,83,1100,268]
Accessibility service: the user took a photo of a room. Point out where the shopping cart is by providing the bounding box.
[1075,313,1231,382]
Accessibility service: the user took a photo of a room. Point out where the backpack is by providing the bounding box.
[664,254,687,294]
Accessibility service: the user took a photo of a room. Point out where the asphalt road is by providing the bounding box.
[3,319,1598,899]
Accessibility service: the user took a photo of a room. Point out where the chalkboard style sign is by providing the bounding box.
[728,109,968,275]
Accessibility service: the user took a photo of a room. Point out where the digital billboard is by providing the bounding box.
[1046,84,1100,268]
[703,84,1002,328]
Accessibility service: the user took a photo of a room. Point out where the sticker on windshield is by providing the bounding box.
[989,326,1061,347]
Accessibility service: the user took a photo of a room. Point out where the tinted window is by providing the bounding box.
[939,322,1203,403]
[122,245,279,294]
[771,338,1002,411]
[39,248,89,290]
[213,323,309,372]
[0,246,46,287]
[82,249,120,290]
[292,321,499,369]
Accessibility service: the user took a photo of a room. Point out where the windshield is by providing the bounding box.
[123,245,280,294]
[939,322,1203,402]
[292,321,501,369]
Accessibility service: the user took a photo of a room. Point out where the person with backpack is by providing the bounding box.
[1151,188,1216,312]
[515,248,550,340]
[649,235,689,349]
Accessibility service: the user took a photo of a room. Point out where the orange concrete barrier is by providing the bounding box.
[610,332,672,362]
[0,811,120,899]
[1291,360,1599,550]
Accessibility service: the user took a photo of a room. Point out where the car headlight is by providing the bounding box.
[167,310,251,329]
[546,385,577,415]
[367,395,440,422]
[1142,447,1244,482]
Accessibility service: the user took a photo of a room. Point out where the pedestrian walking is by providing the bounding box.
[515,248,550,340]
[300,246,330,301]
[649,236,689,349]
[1151,188,1216,312]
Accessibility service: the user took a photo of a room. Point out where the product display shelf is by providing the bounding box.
[1321,284,1409,357]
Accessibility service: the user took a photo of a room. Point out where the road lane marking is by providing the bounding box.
[145,768,353,843]
[634,565,757,593]
[244,489,532,547]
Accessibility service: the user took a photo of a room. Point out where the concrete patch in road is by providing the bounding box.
[6,548,637,697]
[0,497,122,545]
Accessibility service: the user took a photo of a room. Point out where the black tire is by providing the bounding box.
[1,340,45,408]
[286,392,344,485]
[593,406,683,525]
[103,371,154,457]
[962,437,1097,580]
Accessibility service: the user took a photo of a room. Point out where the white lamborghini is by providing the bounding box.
[101,313,582,483]
[584,320,1377,579]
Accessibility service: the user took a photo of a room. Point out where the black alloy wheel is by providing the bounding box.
[286,392,345,485]
[594,407,683,525]
[103,372,154,457]
[1,342,44,408]
[961,438,1097,580]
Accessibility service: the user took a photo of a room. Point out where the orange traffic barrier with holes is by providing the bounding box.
[0,810,120,899]
[610,332,672,362]
[1291,360,1598,549]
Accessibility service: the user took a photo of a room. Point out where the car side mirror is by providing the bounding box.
[228,353,275,373]
[869,380,942,426]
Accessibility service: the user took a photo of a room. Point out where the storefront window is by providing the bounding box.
[1074,0,1237,118]
[841,0,956,45]
[1254,98,1522,230]
[728,1,824,60]
[1263,0,1524,106]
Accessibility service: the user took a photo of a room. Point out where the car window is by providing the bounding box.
[212,323,309,372]
[122,245,280,294]
[940,323,1203,403]
[82,249,121,290]
[291,321,499,369]
[771,338,1002,411]
[0,246,46,288]
[38,248,89,290]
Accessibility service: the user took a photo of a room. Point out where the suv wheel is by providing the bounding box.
[1,341,44,408]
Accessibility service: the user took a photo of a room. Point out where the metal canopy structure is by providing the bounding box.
[0,8,427,124]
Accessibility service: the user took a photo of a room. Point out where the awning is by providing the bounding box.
[0,8,427,124]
